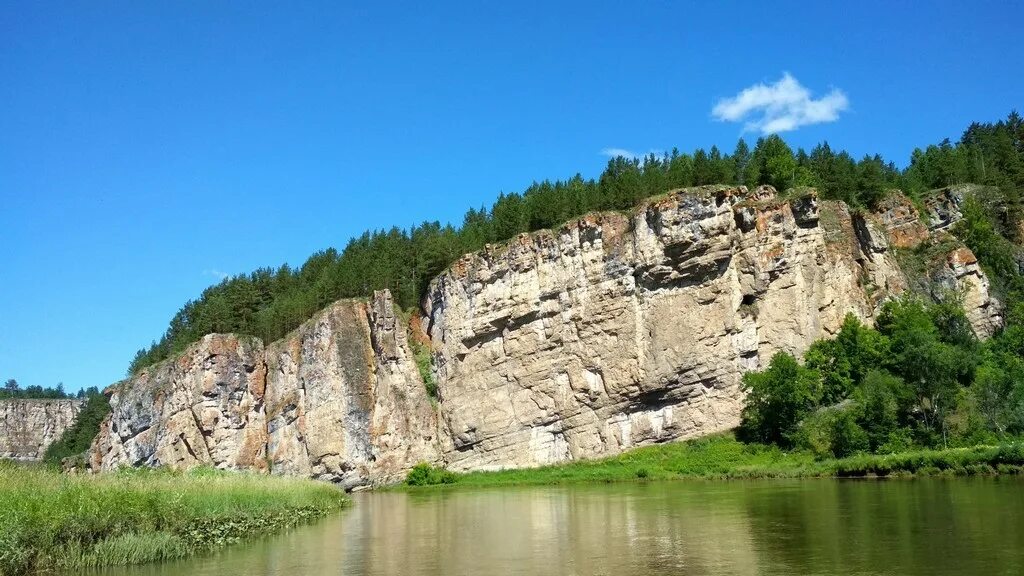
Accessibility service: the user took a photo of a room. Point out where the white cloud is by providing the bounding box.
[600,147,641,159]
[712,73,848,134]
[600,147,664,160]
[203,269,229,280]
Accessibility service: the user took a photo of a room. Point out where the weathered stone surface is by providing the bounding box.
[423,186,1000,471]
[265,294,439,489]
[367,291,444,483]
[0,399,82,460]
[938,246,1003,338]
[85,185,1003,483]
[924,185,969,231]
[89,334,268,472]
[869,195,930,249]
[90,291,438,488]
[866,190,1002,337]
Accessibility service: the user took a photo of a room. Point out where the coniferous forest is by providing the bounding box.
[128,112,1024,379]
[0,379,98,400]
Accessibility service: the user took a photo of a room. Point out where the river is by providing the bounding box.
[98,478,1023,576]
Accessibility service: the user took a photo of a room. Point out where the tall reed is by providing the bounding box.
[0,463,347,575]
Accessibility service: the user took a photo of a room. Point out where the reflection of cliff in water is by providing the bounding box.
[93,479,1024,576]
[351,485,761,576]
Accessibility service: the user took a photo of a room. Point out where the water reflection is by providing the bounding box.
[96,478,1024,576]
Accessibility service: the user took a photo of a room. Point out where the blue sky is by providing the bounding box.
[1,1,1021,392]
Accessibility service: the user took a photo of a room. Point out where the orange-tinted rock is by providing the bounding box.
[869,195,929,249]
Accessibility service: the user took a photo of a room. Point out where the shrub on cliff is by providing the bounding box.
[744,291,1024,456]
[804,314,890,405]
[411,342,438,400]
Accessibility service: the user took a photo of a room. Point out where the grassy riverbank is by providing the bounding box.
[0,462,348,575]
[404,434,1024,488]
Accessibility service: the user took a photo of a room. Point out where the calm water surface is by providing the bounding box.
[99,478,1024,576]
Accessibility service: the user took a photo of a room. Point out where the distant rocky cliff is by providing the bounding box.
[86,185,1001,485]
[0,399,83,460]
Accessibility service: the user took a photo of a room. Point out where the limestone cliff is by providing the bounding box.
[89,334,268,472]
[87,185,1001,484]
[263,294,438,487]
[866,191,1002,337]
[89,291,439,489]
[0,399,83,460]
[423,185,1000,471]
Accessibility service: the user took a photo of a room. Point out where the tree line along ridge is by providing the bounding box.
[127,112,1024,377]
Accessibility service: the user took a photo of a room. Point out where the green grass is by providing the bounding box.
[400,434,1024,488]
[0,462,348,575]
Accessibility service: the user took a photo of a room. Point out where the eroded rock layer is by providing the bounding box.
[263,294,439,487]
[423,185,1000,471]
[89,291,439,488]
[0,399,83,460]
[83,185,1001,484]
[89,334,268,472]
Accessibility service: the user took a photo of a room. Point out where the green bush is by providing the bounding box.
[829,409,869,458]
[996,463,1023,474]
[829,443,1024,477]
[854,370,905,451]
[796,404,869,459]
[795,409,837,459]
[412,343,438,400]
[738,352,821,447]
[405,463,457,486]
[746,281,1024,456]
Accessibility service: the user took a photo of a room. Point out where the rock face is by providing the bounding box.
[263,295,439,487]
[0,399,83,460]
[88,185,1003,484]
[89,291,439,489]
[868,192,1002,337]
[423,185,1000,471]
[942,247,1002,338]
[89,334,268,472]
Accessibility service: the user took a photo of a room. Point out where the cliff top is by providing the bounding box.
[119,292,404,392]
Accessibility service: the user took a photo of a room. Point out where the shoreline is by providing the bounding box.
[6,435,1023,573]
[394,435,1024,490]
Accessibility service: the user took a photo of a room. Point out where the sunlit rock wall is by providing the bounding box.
[423,185,1000,471]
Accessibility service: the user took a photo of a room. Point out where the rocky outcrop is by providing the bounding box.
[89,291,439,489]
[264,295,438,487]
[869,191,1002,337]
[941,247,1002,337]
[0,399,83,460]
[89,334,268,472]
[423,185,1000,471]
[87,185,1003,484]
